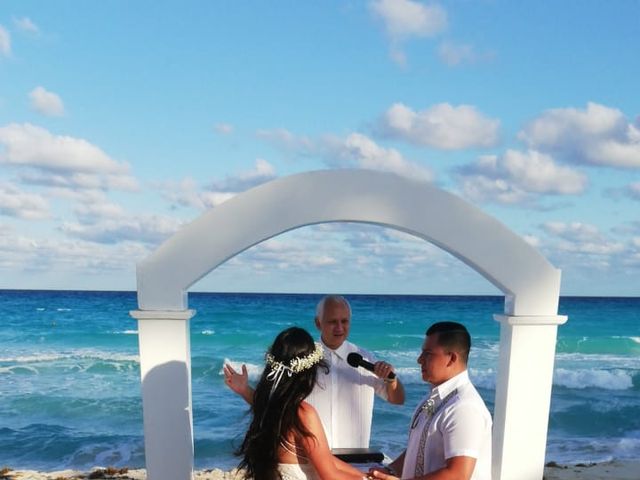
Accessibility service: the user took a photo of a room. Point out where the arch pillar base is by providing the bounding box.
[492,314,567,480]
[130,309,196,480]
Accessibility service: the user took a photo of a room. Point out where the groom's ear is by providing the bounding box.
[448,350,459,366]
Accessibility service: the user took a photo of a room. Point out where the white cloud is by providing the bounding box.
[257,128,433,182]
[0,228,150,274]
[326,223,454,275]
[626,182,640,200]
[18,170,138,192]
[160,178,230,210]
[437,41,474,66]
[457,174,528,205]
[175,189,244,211]
[27,188,128,224]
[0,123,127,173]
[159,159,277,211]
[257,128,315,155]
[20,184,183,247]
[611,221,640,238]
[490,150,587,194]
[0,25,10,57]
[541,221,625,256]
[389,47,407,67]
[73,199,126,223]
[437,41,492,67]
[522,235,541,248]
[222,233,341,275]
[519,102,640,168]
[214,123,234,135]
[29,86,65,116]
[378,102,500,149]
[220,222,453,279]
[370,0,447,39]
[456,149,587,205]
[543,222,602,242]
[322,132,434,182]
[0,182,50,220]
[209,158,277,192]
[531,221,640,277]
[13,17,39,34]
[370,0,447,65]
[0,123,138,192]
[60,214,183,245]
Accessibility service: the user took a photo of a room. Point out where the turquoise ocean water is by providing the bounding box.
[1,290,639,470]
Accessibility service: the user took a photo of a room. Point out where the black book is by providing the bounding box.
[331,448,385,464]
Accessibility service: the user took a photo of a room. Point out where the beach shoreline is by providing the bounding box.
[542,459,640,479]
[3,460,640,480]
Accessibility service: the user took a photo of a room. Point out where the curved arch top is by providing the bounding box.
[136,169,560,315]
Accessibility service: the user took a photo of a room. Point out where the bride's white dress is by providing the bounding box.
[277,462,321,480]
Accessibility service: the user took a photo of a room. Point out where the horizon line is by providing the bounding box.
[0,288,638,299]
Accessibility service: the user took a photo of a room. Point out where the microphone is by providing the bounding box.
[347,352,396,380]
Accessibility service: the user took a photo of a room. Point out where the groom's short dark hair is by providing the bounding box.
[426,321,471,364]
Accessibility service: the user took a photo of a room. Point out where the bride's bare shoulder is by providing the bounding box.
[298,401,320,422]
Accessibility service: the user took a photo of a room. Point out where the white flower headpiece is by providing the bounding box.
[265,342,324,395]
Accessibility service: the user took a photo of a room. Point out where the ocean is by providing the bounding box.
[1,290,639,471]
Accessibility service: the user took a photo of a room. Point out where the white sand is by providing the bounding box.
[0,467,244,480]
[542,460,640,480]
[3,461,640,480]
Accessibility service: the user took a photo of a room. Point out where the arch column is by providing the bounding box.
[130,309,196,480]
[492,314,567,480]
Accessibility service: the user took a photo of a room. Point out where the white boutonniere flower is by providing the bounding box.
[423,398,436,416]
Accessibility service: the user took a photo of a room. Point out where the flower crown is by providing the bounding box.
[265,342,324,374]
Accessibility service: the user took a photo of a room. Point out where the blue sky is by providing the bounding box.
[1,1,639,296]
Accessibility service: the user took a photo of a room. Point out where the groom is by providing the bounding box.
[371,321,492,480]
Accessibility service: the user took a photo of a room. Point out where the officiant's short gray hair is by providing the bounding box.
[316,295,352,320]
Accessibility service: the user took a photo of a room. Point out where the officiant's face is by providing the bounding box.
[418,334,452,386]
[315,300,351,350]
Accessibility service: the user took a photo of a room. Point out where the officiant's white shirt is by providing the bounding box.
[402,370,492,480]
[305,340,388,449]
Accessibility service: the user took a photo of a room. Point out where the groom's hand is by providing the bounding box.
[369,466,398,480]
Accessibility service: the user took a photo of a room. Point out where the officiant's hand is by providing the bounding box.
[373,361,395,380]
[223,363,254,404]
[373,361,405,405]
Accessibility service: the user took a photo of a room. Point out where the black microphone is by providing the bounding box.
[347,352,396,380]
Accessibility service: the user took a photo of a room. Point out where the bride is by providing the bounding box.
[236,326,365,480]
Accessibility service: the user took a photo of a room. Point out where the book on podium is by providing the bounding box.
[331,448,385,464]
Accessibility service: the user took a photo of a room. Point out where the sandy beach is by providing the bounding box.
[3,461,640,480]
[0,467,245,480]
[541,460,640,480]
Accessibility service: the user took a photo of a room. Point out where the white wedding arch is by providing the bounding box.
[131,169,566,480]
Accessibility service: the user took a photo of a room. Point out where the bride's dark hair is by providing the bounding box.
[237,327,328,480]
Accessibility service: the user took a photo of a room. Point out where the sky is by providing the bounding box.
[0,0,639,297]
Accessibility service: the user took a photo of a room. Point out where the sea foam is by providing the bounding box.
[0,349,139,365]
[553,368,634,390]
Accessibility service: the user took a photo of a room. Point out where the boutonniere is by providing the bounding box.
[422,398,436,416]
